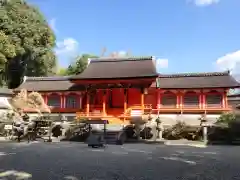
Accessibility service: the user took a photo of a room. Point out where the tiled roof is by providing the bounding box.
[152,71,240,89]
[0,88,13,95]
[14,76,82,92]
[69,56,158,80]
[15,71,240,92]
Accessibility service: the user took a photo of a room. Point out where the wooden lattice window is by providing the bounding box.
[183,91,199,107]
[161,91,177,108]
[206,90,222,107]
[65,94,79,109]
[48,94,61,108]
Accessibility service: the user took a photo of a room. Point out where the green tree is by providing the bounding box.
[57,67,68,76]
[0,0,57,87]
[216,112,236,127]
[65,54,98,75]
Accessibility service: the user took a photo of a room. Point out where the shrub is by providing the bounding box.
[64,123,90,141]
[208,126,230,142]
[163,121,187,140]
[216,112,236,127]
[163,121,202,140]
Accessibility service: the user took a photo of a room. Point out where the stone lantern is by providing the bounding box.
[155,116,163,140]
[199,114,208,142]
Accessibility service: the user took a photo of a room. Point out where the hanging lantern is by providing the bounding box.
[144,88,148,95]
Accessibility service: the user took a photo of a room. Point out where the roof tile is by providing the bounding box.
[70,56,158,80]
[152,71,240,89]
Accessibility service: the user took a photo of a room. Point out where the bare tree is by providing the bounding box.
[10,89,50,115]
[101,47,107,57]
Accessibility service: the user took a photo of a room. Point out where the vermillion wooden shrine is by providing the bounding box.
[15,56,240,124]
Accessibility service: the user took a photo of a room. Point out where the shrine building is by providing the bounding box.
[14,56,240,126]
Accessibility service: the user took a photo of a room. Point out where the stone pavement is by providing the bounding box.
[0,142,239,179]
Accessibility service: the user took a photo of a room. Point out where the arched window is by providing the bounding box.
[161,91,177,108]
[48,94,61,108]
[183,91,199,107]
[206,90,222,107]
[65,94,79,109]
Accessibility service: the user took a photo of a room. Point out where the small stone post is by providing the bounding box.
[48,121,53,142]
[203,125,208,142]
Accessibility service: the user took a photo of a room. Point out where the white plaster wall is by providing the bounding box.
[26,113,221,128]
[27,113,76,121]
[0,97,12,109]
[151,114,220,127]
[0,97,13,121]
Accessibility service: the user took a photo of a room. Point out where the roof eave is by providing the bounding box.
[69,75,158,81]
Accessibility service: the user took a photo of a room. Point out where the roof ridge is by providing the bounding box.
[158,71,230,78]
[26,76,71,81]
[89,56,153,63]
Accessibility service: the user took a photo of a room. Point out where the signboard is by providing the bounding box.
[4,125,13,130]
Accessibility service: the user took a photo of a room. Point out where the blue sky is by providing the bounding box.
[30,0,240,74]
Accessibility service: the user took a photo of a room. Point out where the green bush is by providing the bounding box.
[208,126,231,142]
[64,123,90,141]
[163,121,202,140]
[216,112,236,127]
[208,113,240,143]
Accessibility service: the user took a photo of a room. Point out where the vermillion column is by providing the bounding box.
[199,91,202,109]
[86,92,90,116]
[202,93,206,109]
[103,90,106,116]
[141,88,144,110]
[224,91,228,109]
[202,91,206,114]
[222,90,227,109]
[62,94,66,108]
[60,93,64,108]
[124,89,127,113]
[176,91,180,109]
[157,89,161,108]
[178,91,183,114]
[44,94,48,105]
[79,93,82,109]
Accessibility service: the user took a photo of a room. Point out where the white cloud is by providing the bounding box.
[49,18,58,33]
[215,50,240,74]
[156,58,168,69]
[189,0,219,6]
[55,38,79,55]
[118,51,127,57]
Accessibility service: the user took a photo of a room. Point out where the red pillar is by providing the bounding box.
[157,89,161,109]
[86,92,90,116]
[124,89,127,113]
[45,94,48,105]
[103,90,106,116]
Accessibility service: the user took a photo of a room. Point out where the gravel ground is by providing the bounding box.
[0,142,239,180]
